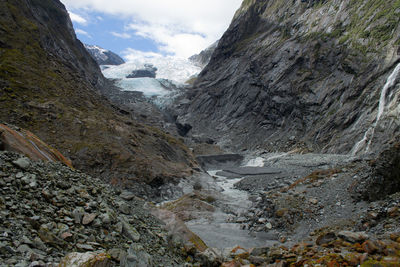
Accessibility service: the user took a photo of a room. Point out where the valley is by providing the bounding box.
[1,0,400,266]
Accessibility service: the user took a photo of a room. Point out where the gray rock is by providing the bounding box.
[119,217,140,242]
[72,207,85,224]
[338,231,369,243]
[76,243,94,251]
[82,213,97,225]
[121,244,153,267]
[120,191,136,201]
[118,202,131,215]
[12,157,30,169]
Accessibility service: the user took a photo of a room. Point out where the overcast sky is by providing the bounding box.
[60,0,243,60]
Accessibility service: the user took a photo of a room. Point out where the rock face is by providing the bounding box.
[84,44,125,66]
[177,0,400,154]
[0,0,196,190]
[354,137,400,200]
[126,64,157,78]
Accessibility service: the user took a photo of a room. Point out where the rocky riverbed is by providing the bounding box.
[159,149,400,266]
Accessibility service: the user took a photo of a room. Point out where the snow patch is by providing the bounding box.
[244,157,264,167]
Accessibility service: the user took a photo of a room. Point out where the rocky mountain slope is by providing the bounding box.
[0,0,196,193]
[189,41,218,68]
[177,0,400,155]
[85,44,125,66]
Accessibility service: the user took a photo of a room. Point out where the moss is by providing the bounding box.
[188,235,207,252]
[300,0,399,54]
[235,32,261,52]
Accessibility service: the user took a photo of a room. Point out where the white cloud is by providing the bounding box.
[75,28,92,38]
[61,0,243,57]
[122,48,164,61]
[111,32,132,39]
[68,11,88,25]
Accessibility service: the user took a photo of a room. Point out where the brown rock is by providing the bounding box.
[390,232,400,241]
[0,124,73,167]
[276,209,288,217]
[316,232,337,246]
[82,213,97,225]
[346,253,360,266]
[360,253,369,264]
[61,232,73,241]
[362,240,378,254]
[388,207,399,217]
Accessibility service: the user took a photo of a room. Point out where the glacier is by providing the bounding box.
[102,55,201,99]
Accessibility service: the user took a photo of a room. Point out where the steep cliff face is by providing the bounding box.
[0,0,196,190]
[178,0,400,154]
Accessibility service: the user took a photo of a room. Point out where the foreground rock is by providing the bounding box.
[0,151,191,266]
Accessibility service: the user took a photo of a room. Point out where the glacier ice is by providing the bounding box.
[102,55,201,100]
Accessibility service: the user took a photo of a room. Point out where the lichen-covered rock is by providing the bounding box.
[58,252,112,267]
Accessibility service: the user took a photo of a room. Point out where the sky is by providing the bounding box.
[60,0,243,60]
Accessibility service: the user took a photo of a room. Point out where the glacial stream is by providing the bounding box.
[185,158,279,249]
[181,152,354,250]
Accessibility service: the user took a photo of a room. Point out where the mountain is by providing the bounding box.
[0,0,196,196]
[84,44,125,65]
[189,41,219,68]
[177,0,400,155]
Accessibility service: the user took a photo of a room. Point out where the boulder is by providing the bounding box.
[120,244,153,267]
[338,231,369,243]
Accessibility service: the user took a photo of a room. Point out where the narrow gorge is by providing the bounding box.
[1,0,400,266]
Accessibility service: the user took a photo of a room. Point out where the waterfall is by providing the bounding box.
[351,63,400,155]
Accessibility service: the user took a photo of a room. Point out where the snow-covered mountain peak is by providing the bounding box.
[84,44,125,66]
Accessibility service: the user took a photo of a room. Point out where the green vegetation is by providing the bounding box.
[301,0,400,55]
